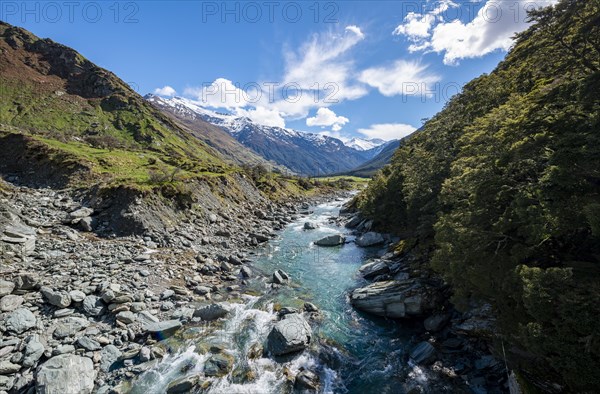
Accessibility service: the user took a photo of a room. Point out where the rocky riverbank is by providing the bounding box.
[0,180,350,393]
[341,208,517,394]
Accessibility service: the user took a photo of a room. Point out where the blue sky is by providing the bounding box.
[1,0,557,141]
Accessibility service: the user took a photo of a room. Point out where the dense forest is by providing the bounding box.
[355,0,600,391]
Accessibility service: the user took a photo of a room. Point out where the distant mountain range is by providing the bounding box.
[146,95,397,176]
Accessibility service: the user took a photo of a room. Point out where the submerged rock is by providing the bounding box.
[166,374,205,394]
[193,303,231,321]
[295,368,320,392]
[314,234,345,247]
[267,313,312,356]
[204,353,234,377]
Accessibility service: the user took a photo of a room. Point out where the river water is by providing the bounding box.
[130,198,433,393]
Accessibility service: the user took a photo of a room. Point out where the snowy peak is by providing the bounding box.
[145,94,370,175]
[344,137,387,151]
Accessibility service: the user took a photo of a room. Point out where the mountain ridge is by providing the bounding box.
[145,94,388,176]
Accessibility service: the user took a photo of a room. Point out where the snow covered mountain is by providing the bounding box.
[344,137,387,151]
[146,95,373,176]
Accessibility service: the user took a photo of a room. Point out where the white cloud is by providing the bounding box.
[306,107,349,131]
[358,60,441,97]
[184,78,251,110]
[357,123,416,141]
[345,25,365,39]
[278,24,368,117]
[154,86,177,97]
[392,0,558,65]
[236,106,286,128]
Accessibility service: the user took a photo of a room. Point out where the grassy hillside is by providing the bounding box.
[0,21,229,187]
[355,1,600,391]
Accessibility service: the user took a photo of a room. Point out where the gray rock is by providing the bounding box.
[82,295,105,316]
[5,308,36,334]
[160,289,175,300]
[53,317,90,339]
[204,353,234,377]
[0,280,14,296]
[0,294,24,312]
[54,308,74,318]
[0,360,21,374]
[100,345,121,372]
[142,320,182,337]
[355,232,385,247]
[137,311,159,325]
[193,303,231,321]
[41,287,71,308]
[240,266,252,278]
[267,313,312,356]
[53,344,76,355]
[139,347,151,362]
[424,313,450,332]
[314,234,345,247]
[68,207,94,219]
[116,311,136,324]
[100,290,115,303]
[22,335,44,368]
[350,280,437,319]
[166,374,204,393]
[358,260,390,279]
[0,375,14,391]
[345,215,362,228]
[303,302,319,313]
[272,269,290,285]
[295,368,320,391]
[194,286,211,296]
[13,273,38,291]
[79,217,93,232]
[303,222,319,230]
[69,290,86,303]
[409,341,436,364]
[77,337,101,351]
[36,354,95,394]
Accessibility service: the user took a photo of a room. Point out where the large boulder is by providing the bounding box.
[350,280,438,319]
[358,260,390,279]
[303,222,319,230]
[267,313,312,356]
[355,232,385,247]
[272,269,290,285]
[36,355,95,394]
[314,234,345,247]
